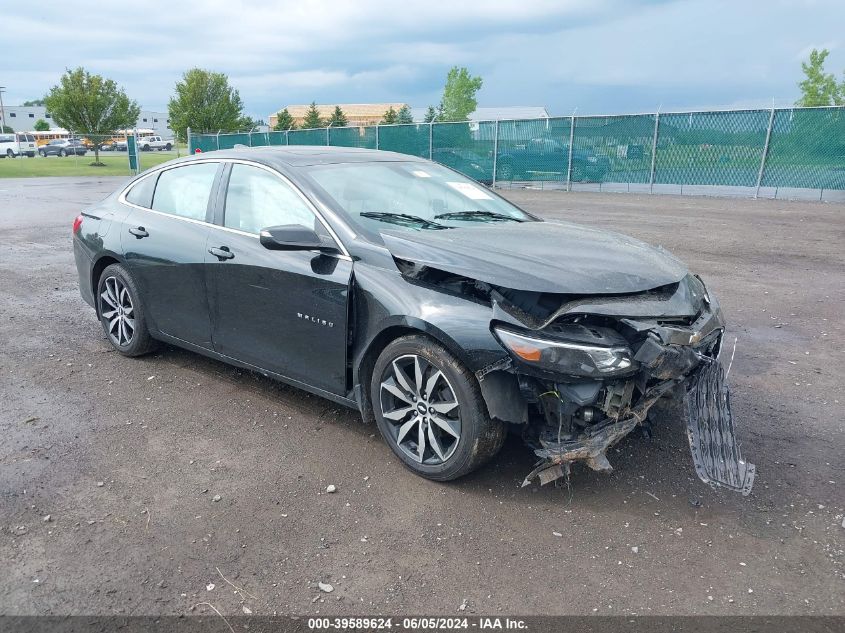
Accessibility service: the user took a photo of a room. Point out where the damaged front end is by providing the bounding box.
[479,274,755,495]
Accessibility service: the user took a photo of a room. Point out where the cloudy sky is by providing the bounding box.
[2,0,844,119]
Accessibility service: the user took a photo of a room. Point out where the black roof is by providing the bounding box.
[194,145,424,167]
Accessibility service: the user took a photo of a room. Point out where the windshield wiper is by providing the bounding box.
[433,210,524,222]
[360,211,448,229]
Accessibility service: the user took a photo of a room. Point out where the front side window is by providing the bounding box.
[152,162,218,221]
[223,164,316,234]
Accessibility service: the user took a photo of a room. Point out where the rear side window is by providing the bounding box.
[125,174,157,208]
[152,163,218,221]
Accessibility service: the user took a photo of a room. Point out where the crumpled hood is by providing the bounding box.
[381,220,688,294]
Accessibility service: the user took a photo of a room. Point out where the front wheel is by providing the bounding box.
[6,149,13,158]
[97,263,157,357]
[59,149,66,157]
[39,150,46,157]
[164,143,172,151]
[371,335,506,481]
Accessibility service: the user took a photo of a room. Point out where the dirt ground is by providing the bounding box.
[1,177,843,617]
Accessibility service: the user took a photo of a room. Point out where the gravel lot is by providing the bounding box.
[1,177,843,616]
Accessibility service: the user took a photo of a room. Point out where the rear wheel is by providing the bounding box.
[497,160,514,181]
[6,149,13,158]
[39,150,46,157]
[165,143,172,151]
[371,335,506,481]
[97,263,157,357]
[59,149,66,157]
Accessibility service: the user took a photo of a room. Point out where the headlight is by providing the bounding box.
[494,327,634,377]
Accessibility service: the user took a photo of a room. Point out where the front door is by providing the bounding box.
[206,162,352,395]
[120,161,222,348]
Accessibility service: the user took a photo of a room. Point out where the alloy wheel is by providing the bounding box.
[100,276,135,347]
[379,354,461,465]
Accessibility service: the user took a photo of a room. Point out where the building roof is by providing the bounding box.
[409,105,550,122]
[272,103,408,119]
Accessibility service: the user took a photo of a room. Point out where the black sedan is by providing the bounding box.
[72,147,753,493]
[39,139,87,157]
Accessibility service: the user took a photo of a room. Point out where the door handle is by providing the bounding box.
[209,246,235,261]
[129,226,149,238]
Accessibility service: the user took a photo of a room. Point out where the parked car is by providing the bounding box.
[432,147,493,184]
[0,132,38,158]
[139,136,173,151]
[496,138,611,182]
[72,147,753,494]
[38,139,87,157]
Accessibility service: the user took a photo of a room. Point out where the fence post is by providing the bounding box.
[492,120,500,188]
[429,122,433,160]
[248,131,252,147]
[285,130,289,145]
[326,123,331,146]
[375,124,379,150]
[755,107,776,198]
[566,116,576,192]
[186,127,191,154]
[216,130,221,150]
[648,112,660,193]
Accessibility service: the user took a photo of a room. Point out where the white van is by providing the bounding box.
[0,132,38,158]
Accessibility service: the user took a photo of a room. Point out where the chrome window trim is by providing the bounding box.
[117,158,351,258]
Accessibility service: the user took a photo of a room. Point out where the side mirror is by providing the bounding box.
[259,224,338,253]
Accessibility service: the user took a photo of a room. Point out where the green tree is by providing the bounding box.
[423,105,437,123]
[301,102,324,129]
[33,119,50,131]
[167,68,244,141]
[44,67,140,166]
[22,99,45,107]
[328,105,348,127]
[396,104,413,124]
[1,125,13,133]
[797,49,843,106]
[439,66,483,121]
[273,108,296,131]
[381,106,398,125]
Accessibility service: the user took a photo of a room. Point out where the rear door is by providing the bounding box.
[120,161,223,348]
[206,161,352,395]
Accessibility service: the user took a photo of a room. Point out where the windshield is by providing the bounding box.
[305,161,537,235]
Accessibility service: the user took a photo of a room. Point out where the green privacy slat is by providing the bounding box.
[432,121,496,182]
[329,126,377,149]
[377,124,429,157]
[495,117,571,182]
[188,107,845,190]
[287,128,326,145]
[573,115,653,184]
[655,110,770,186]
[762,108,845,190]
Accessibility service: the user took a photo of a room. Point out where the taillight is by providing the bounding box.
[72,214,83,235]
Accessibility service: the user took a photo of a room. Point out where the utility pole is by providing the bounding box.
[0,87,7,133]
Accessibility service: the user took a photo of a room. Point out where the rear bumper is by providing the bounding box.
[73,237,95,309]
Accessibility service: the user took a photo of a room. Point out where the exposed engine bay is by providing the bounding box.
[396,259,756,495]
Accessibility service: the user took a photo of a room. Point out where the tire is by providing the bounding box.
[142,145,150,151]
[6,149,13,158]
[165,143,172,151]
[497,160,514,181]
[96,263,157,357]
[59,149,66,157]
[39,150,46,157]
[371,335,506,481]
[571,162,585,182]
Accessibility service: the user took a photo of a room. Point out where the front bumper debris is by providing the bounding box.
[685,360,755,495]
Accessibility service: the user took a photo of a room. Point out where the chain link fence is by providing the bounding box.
[188,106,845,200]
